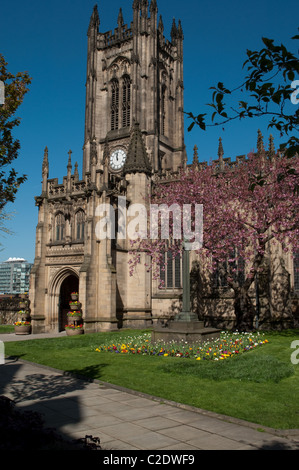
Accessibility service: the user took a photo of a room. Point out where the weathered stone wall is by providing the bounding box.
[0,297,22,325]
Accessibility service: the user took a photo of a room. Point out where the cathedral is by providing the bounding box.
[29,1,298,334]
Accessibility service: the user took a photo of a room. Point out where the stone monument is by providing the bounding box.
[152,246,221,343]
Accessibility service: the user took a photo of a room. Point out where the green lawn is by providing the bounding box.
[0,325,14,334]
[3,328,299,430]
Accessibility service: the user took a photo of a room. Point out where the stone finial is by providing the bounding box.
[257,129,265,156]
[150,0,158,13]
[118,8,124,28]
[74,162,79,179]
[192,145,199,167]
[158,15,164,34]
[218,137,224,159]
[133,0,141,10]
[171,18,178,44]
[141,0,149,12]
[88,4,100,33]
[67,149,72,168]
[42,146,49,176]
[217,138,225,171]
[177,20,183,40]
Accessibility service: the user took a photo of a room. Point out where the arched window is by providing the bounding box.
[122,75,131,128]
[76,210,85,240]
[111,79,119,130]
[55,213,65,242]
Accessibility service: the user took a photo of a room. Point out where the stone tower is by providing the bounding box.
[83,1,186,177]
[29,1,186,334]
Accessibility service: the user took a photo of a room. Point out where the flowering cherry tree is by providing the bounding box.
[129,147,299,329]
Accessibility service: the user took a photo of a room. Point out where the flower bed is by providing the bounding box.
[95,331,268,360]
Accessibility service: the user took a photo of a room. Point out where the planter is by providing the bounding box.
[69,303,81,310]
[19,301,27,309]
[65,328,84,336]
[18,311,30,321]
[18,315,31,323]
[15,325,31,335]
[71,293,78,301]
[67,315,82,323]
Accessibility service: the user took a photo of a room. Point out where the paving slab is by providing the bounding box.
[0,355,298,451]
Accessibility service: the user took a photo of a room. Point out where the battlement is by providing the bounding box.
[99,25,133,49]
[153,130,282,184]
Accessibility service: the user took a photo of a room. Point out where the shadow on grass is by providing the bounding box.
[64,364,109,383]
[267,329,299,338]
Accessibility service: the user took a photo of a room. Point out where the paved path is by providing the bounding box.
[0,332,298,451]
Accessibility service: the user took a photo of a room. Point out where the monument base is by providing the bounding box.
[151,319,221,344]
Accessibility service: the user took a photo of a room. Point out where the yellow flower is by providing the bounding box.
[164,353,168,356]
[196,357,201,360]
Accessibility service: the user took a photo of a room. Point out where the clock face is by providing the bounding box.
[110,149,127,171]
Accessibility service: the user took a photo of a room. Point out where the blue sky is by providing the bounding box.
[0,0,298,263]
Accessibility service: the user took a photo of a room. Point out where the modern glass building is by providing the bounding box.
[0,258,33,294]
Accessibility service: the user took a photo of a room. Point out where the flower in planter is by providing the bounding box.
[65,324,83,329]
[71,292,78,295]
[67,311,82,316]
[69,300,79,305]
[14,321,31,326]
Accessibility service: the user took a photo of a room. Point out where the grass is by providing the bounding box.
[3,328,299,430]
[159,354,294,383]
[0,325,14,334]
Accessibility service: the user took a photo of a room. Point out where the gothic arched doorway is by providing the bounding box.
[59,274,79,331]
